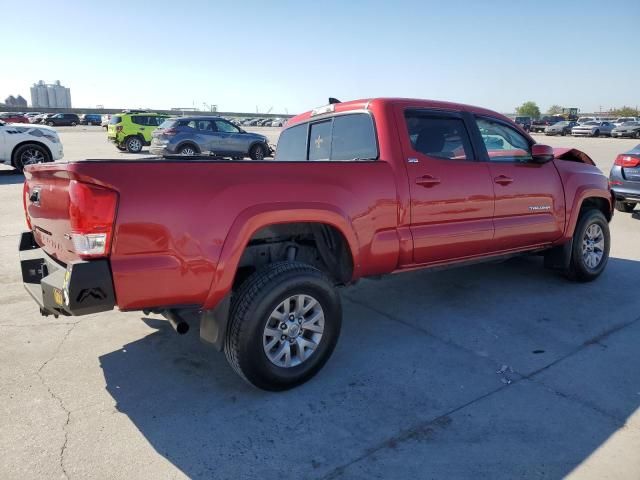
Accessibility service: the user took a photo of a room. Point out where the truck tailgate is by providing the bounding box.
[24,165,83,264]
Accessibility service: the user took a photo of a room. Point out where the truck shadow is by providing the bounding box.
[99,256,640,479]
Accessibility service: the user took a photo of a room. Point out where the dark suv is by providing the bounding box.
[150,116,271,159]
[46,113,80,126]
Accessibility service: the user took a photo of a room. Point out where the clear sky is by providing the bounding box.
[1,0,639,114]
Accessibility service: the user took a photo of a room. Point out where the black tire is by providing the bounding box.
[566,209,610,282]
[592,129,600,137]
[178,144,199,155]
[125,136,143,153]
[615,201,636,213]
[635,130,640,139]
[12,143,51,172]
[224,262,342,391]
[46,121,54,127]
[249,143,266,160]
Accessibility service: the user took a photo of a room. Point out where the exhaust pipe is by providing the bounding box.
[163,310,190,335]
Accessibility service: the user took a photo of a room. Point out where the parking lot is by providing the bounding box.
[1,128,639,479]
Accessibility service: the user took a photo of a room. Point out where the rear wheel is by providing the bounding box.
[615,201,636,213]
[566,209,610,282]
[125,136,143,153]
[636,130,640,139]
[13,144,51,172]
[178,144,198,155]
[224,262,341,391]
[71,121,77,126]
[46,121,54,126]
[249,143,266,160]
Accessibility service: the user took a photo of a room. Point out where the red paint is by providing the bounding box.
[23,98,612,312]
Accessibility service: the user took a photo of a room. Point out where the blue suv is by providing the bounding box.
[150,116,271,159]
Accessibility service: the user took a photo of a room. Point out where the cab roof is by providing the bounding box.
[285,97,515,128]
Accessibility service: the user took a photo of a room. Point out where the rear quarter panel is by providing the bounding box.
[66,160,399,310]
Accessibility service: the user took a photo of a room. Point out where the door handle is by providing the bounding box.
[494,175,514,185]
[416,175,441,187]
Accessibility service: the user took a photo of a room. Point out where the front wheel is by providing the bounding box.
[566,209,610,282]
[592,129,600,137]
[13,144,51,172]
[125,136,143,153]
[46,121,54,126]
[249,143,266,160]
[615,201,636,213]
[224,262,342,391]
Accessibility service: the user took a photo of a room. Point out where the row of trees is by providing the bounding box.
[515,101,639,119]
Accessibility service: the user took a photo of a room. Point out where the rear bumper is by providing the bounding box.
[19,231,116,317]
[612,188,640,202]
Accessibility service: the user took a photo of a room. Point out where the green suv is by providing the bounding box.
[107,111,169,153]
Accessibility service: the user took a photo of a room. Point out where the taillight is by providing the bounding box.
[163,128,178,137]
[614,154,640,168]
[68,181,118,258]
[116,125,123,132]
[23,182,32,230]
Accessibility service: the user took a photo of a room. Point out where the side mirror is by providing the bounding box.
[531,144,554,164]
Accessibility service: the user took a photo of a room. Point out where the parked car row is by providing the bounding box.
[534,118,640,138]
[106,111,273,159]
[229,117,286,127]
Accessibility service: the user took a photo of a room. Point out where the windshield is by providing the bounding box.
[583,121,598,126]
[553,121,568,126]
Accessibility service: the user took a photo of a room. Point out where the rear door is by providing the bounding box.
[472,116,565,250]
[398,107,495,264]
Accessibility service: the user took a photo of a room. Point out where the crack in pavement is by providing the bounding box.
[35,320,82,480]
[322,303,640,479]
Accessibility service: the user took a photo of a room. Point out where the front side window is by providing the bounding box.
[475,117,531,162]
[404,111,473,161]
[215,120,239,133]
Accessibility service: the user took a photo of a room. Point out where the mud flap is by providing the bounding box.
[543,239,573,271]
[199,294,231,351]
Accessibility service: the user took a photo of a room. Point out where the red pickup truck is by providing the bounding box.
[20,98,613,390]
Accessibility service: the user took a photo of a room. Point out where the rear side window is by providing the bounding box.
[109,116,122,124]
[404,111,473,161]
[475,117,531,162]
[275,113,377,161]
[131,116,146,125]
[330,114,377,161]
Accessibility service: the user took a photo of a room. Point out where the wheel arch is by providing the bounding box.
[566,190,613,239]
[11,141,52,168]
[202,203,360,310]
[175,140,200,153]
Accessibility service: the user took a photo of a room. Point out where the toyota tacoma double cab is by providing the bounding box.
[19,98,613,390]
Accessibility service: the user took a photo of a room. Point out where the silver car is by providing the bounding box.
[611,122,640,139]
[571,121,614,137]
[150,116,272,159]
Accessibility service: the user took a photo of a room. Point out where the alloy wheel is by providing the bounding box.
[582,223,605,269]
[263,294,325,368]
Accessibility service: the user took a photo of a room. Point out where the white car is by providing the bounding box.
[0,120,63,172]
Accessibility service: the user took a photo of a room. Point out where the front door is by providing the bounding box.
[214,119,245,155]
[399,108,495,265]
[472,116,565,251]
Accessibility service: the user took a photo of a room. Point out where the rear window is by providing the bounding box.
[109,116,122,125]
[158,119,177,129]
[275,113,377,161]
[275,124,307,161]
